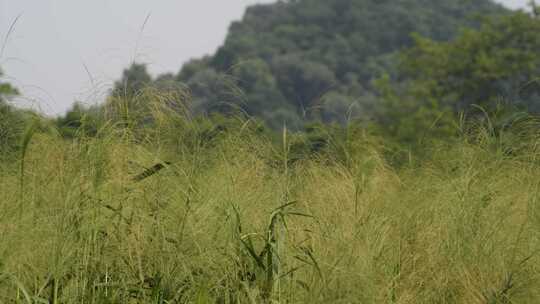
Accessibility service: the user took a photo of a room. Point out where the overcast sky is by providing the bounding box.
[0,0,531,115]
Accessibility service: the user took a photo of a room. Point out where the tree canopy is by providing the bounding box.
[374,10,540,144]
[0,68,18,104]
[105,0,508,129]
[0,68,23,155]
[178,0,506,126]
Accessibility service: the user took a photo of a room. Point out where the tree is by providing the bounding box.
[231,59,286,116]
[109,0,508,128]
[55,102,102,138]
[177,57,212,82]
[399,12,540,113]
[178,0,506,127]
[112,63,152,98]
[0,68,23,155]
[186,68,240,114]
[272,55,336,115]
[0,68,18,103]
[107,63,156,125]
[374,11,540,145]
[319,91,362,124]
[373,74,457,146]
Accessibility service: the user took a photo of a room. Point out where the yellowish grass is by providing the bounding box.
[1,96,540,303]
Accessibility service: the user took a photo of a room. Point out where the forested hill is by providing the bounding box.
[116,0,508,128]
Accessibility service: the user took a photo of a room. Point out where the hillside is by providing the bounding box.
[162,0,507,127]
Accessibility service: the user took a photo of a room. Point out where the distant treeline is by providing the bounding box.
[107,0,511,128]
[2,0,540,155]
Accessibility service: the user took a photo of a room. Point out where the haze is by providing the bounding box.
[0,0,530,115]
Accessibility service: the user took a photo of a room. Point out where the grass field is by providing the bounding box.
[1,99,540,303]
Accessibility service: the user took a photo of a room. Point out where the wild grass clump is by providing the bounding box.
[1,91,540,303]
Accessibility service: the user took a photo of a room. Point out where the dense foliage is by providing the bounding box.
[56,0,540,150]
[400,12,540,113]
[375,10,540,144]
[107,0,507,129]
[0,68,23,156]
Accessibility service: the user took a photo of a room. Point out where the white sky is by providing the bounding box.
[0,0,531,115]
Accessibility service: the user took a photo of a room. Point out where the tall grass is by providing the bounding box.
[1,91,540,303]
